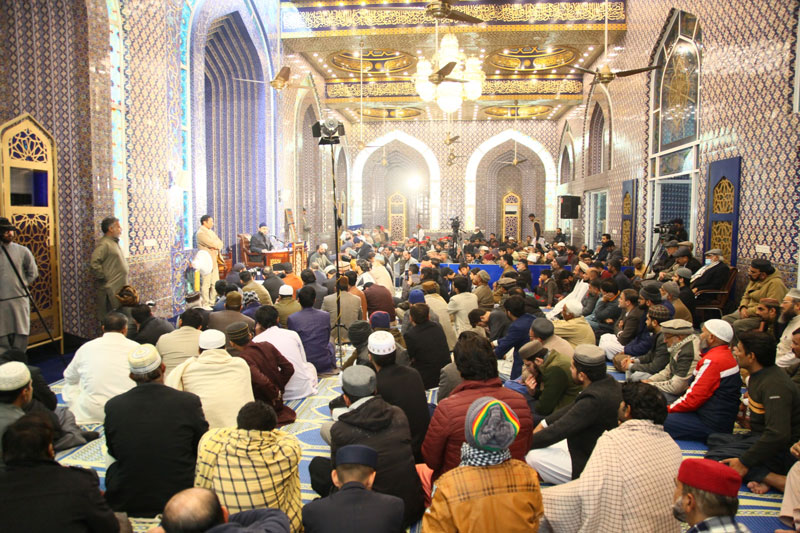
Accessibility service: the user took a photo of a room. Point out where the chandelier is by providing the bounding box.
[414,33,485,114]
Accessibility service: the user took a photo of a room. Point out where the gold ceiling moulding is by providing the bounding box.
[483,105,553,118]
[357,107,423,120]
[328,49,416,74]
[281,2,626,33]
[486,46,578,72]
[325,78,583,99]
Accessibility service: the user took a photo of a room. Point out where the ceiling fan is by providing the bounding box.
[564,0,661,85]
[233,66,308,90]
[443,131,460,145]
[497,102,528,166]
[364,1,484,25]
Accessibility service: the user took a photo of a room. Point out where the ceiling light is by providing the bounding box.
[503,49,510,54]
[588,46,594,51]
[313,53,318,57]
[583,53,589,57]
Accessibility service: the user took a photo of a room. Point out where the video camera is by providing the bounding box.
[653,222,676,241]
[450,216,461,232]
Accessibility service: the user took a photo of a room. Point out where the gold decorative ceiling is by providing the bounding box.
[280,0,628,121]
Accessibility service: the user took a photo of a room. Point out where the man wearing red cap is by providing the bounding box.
[673,458,749,532]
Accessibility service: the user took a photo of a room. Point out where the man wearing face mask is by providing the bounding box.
[690,249,730,305]
[672,458,748,533]
[662,319,742,443]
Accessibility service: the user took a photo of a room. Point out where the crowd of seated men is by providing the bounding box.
[2,221,800,532]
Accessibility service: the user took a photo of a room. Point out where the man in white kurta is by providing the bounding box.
[62,313,138,424]
[539,382,682,533]
[0,217,38,356]
[165,329,253,428]
[253,311,318,401]
[447,280,479,336]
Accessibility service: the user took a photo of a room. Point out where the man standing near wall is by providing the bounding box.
[196,215,224,307]
[0,218,38,356]
[90,216,128,322]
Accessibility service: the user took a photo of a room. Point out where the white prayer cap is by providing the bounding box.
[278,285,294,296]
[703,319,733,343]
[199,329,227,350]
[367,331,395,355]
[128,344,162,375]
[564,300,583,317]
[0,362,31,391]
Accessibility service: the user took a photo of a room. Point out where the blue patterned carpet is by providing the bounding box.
[51,370,783,533]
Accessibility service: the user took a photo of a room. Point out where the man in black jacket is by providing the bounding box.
[261,265,286,303]
[104,344,209,517]
[674,247,702,273]
[308,365,424,527]
[404,303,451,389]
[249,223,273,256]
[131,303,174,345]
[526,344,622,484]
[691,249,730,305]
[0,414,122,532]
[368,331,430,463]
[303,445,405,533]
[614,304,672,381]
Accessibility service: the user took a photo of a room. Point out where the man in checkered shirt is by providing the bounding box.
[539,382,682,532]
[672,458,751,533]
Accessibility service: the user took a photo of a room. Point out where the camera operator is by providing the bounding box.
[670,218,689,241]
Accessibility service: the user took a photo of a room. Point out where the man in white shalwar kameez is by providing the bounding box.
[539,382,682,533]
[165,329,254,428]
[0,217,38,357]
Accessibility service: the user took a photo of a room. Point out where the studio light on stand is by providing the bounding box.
[312,117,346,365]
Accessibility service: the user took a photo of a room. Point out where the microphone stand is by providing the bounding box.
[1,242,65,365]
[327,144,344,367]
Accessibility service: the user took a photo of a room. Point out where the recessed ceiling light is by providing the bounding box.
[503,49,510,54]
[588,46,594,51]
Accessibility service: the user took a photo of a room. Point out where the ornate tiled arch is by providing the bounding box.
[351,130,440,230]
[583,83,613,179]
[464,129,557,232]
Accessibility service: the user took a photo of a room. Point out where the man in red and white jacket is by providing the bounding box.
[664,319,742,443]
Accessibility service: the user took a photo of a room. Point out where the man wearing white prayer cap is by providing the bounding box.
[663,319,742,443]
[367,330,430,463]
[104,344,209,516]
[0,361,32,465]
[165,330,254,428]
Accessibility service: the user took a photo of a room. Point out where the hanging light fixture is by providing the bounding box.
[414,25,485,113]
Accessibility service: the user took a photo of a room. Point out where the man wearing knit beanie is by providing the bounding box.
[423,397,543,532]
[614,304,672,380]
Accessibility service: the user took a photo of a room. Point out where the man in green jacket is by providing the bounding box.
[723,258,787,337]
[519,340,581,424]
[90,217,129,322]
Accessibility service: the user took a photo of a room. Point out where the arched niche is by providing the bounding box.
[296,103,321,242]
[465,130,557,233]
[352,130,440,230]
[558,123,575,184]
[360,140,430,237]
[474,141,545,237]
[187,0,274,245]
[584,83,613,178]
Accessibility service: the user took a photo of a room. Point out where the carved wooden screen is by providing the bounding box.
[0,115,63,349]
[621,179,637,261]
[388,193,407,241]
[502,192,521,242]
[706,157,740,265]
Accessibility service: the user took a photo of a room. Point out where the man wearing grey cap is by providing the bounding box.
[653,240,679,276]
[690,249,730,305]
[309,365,424,527]
[673,267,696,318]
[641,319,699,400]
[526,344,622,484]
[105,344,209,516]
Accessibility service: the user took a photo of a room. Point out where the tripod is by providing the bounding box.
[327,145,345,367]
[1,243,65,365]
[645,236,667,278]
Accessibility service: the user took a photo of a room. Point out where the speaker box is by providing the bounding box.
[559,195,581,219]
